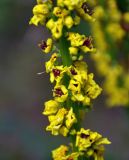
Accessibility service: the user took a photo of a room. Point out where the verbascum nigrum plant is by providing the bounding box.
[29,0,111,159]
[89,0,129,107]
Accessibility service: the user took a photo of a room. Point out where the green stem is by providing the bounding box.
[58,33,72,66]
[73,103,82,131]
[58,31,83,154]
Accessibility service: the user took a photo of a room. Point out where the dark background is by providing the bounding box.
[0,0,129,159]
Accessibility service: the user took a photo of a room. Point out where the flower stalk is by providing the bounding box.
[29,0,111,159]
[58,30,72,66]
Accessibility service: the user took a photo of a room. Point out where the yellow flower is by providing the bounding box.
[107,0,121,21]
[68,62,99,104]
[123,12,129,23]
[47,7,75,37]
[33,4,49,15]
[57,0,80,11]
[53,7,69,18]
[85,73,102,99]
[91,51,111,76]
[69,46,82,60]
[74,60,87,71]
[103,67,129,107]
[65,108,77,129]
[68,32,85,47]
[74,61,88,81]
[87,145,105,160]
[82,96,91,106]
[87,136,111,160]
[75,1,95,22]
[47,9,77,38]
[70,129,77,135]
[76,128,98,151]
[106,23,125,40]
[69,47,78,55]
[67,62,101,104]
[52,145,68,160]
[43,100,59,115]
[57,0,64,7]
[93,6,105,20]
[91,21,107,53]
[64,16,74,29]
[76,128,111,152]
[38,38,53,53]
[68,70,86,102]
[29,1,52,26]
[50,65,67,83]
[68,32,95,54]
[45,53,58,73]
[63,152,80,160]
[71,92,85,102]
[106,89,129,107]
[46,18,63,39]
[29,14,46,26]
[46,18,55,29]
[53,85,68,102]
[68,79,81,93]
[52,19,63,39]
[47,115,62,135]
[46,108,67,135]
[46,107,77,136]
[80,36,96,53]
[59,126,69,137]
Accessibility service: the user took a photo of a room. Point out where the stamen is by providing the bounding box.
[52,69,61,77]
[94,149,98,153]
[55,88,64,97]
[74,84,78,87]
[82,2,93,16]
[38,41,47,50]
[83,37,92,48]
[70,68,77,75]
[80,133,89,138]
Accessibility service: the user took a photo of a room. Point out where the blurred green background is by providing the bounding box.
[0,0,129,160]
